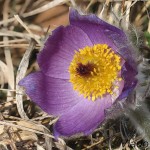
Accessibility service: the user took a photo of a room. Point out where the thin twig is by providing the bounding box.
[16,40,36,119]
[82,138,104,150]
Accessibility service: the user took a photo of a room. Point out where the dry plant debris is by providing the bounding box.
[0,0,150,149]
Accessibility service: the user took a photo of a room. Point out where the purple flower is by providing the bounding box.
[19,9,137,138]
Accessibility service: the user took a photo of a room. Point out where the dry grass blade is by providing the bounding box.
[26,120,53,150]
[0,39,26,44]
[0,61,9,88]
[3,46,14,90]
[0,44,29,48]
[0,144,9,150]
[0,114,18,150]
[70,0,77,8]
[22,0,69,17]
[0,120,54,139]
[0,17,15,26]
[43,129,52,150]
[35,143,45,150]
[0,30,40,40]
[19,0,32,15]
[0,89,16,92]
[135,1,150,23]
[14,15,41,45]
[3,0,14,102]
[120,1,132,30]
[16,40,36,119]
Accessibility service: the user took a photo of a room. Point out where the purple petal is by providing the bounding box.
[19,71,83,115]
[53,95,111,137]
[70,9,125,45]
[69,9,137,71]
[53,79,124,137]
[119,62,138,99]
[38,25,93,79]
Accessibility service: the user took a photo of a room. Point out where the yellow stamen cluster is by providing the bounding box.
[69,44,122,101]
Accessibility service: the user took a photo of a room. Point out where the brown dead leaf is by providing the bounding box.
[16,120,44,132]
[13,130,38,142]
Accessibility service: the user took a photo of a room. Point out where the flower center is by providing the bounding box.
[69,44,122,101]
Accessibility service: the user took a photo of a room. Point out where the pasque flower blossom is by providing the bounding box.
[19,9,137,137]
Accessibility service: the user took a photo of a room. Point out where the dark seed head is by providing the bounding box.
[76,63,94,77]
